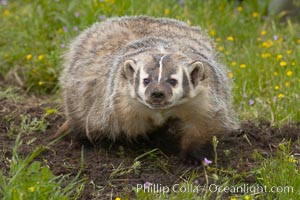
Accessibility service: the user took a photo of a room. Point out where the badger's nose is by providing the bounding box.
[151,91,165,100]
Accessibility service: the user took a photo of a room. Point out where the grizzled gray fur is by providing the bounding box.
[59,16,239,162]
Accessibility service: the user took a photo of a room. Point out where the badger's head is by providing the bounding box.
[122,52,208,109]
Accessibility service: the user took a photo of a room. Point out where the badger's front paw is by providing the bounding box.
[180,143,213,166]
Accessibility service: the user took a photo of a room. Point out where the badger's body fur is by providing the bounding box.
[60,16,238,162]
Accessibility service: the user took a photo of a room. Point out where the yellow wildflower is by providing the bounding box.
[252,12,259,18]
[28,186,35,192]
[228,72,233,78]
[278,93,284,99]
[288,156,297,163]
[260,30,267,36]
[297,39,300,44]
[240,64,246,68]
[164,8,170,15]
[3,9,10,17]
[57,28,63,34]
[274,72,278,76]
[105,0,115,3]
[244,195,250,200]
[276,54,283,60]
[277,37,283,43]
[285,82,290,87]
[231,61,237,67]
[275,86,280,90]
[291,62,295,66]
[218,46,224,52]
[216,37,222,42]
[261,53,271,58]
[280,61,287,67]
[115,197,121,200]
[227,36,234,41]
[237,6,243,12]
[38,81,44,86]
[230,197,237,200]
[286,50,292,55]
[286,70,292,76]
[38,54,44,61]
[262,40,273,48]
[26,54,33,60]
[209,30,216,37]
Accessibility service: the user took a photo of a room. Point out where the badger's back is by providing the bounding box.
[62,16,215,76]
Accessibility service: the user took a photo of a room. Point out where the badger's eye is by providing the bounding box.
[143,78,151,86]
[168,78,178,87]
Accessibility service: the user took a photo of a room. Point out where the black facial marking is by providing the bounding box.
[181,69,190,98]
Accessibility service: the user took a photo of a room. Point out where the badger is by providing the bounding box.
[59,16,238,163]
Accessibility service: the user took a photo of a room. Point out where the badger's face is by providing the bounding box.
[123,52,207,109]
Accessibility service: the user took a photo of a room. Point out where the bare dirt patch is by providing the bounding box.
[0,88,299,199]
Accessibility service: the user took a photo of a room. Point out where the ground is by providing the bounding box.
[0,81,299,199]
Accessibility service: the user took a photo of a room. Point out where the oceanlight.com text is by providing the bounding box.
[135,183,294,195]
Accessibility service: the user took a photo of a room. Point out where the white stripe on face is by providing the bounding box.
[158,55,166,83]
[137,65,148,102]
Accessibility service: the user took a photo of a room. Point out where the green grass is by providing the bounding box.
[0,134,85,200]
[0,0,299,199]
[253,141,300,199]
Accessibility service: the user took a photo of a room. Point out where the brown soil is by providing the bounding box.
[0,87,299,199]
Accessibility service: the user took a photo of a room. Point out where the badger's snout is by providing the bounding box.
[151,90,165,100]
[145,84,172,108]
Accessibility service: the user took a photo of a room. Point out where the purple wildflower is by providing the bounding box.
[74,12,80,18]
[273,35,278,41]
[273,96,277,103]
[144,181,151,188]
[63,26,68,32]
[1,0,7,6]
[204,158,212,165]
[178,0,184,7]
[60,43,65,48]
[249,99,254,106]
[73,26,79,31]
[99,15,106,20]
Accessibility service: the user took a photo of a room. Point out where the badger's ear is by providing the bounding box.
[123,59,137,81]
[188,61,207,87]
